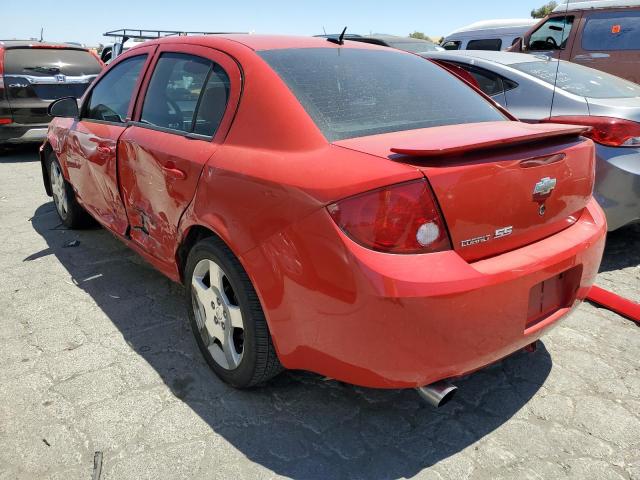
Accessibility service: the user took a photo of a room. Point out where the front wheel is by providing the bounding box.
[185,237,283,388]
[47,154,92,228]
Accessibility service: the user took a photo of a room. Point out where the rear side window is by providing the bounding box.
[141,53,229,137]
[454,64,518,96]
[3,48,101,76]
[467,39,502,51]
[442,41,461,50]
[84,55,147,123]
[259,48,506,141]
[582,11,640,51]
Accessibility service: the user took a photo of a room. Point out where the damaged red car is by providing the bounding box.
[41,35,606,405]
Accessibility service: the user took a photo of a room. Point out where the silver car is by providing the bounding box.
[422,50,640,231]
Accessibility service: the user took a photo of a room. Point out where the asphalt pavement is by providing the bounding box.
[1,146,638,479]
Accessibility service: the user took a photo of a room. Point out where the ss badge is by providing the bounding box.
[460,226,513,247]
[494,226,513,239]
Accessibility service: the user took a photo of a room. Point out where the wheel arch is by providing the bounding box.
[176,224,219,283]
[176,222,286,362]
[40,142,53,197]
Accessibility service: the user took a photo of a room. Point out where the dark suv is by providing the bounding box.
[0,41,103,146]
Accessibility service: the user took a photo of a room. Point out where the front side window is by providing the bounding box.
[259,48,506,141]
[467,39,503,51]
[442,41,461,50]
[582,11,640,51]
[529,16,574,51]
[141,53,229,136]
[84,55,147,123]
[512,60,640,98]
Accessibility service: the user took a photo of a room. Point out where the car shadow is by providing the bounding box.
[599,223,640,273]
[0,144,41,163]
[29,201,551,479]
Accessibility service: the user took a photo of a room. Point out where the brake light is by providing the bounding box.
[545,116,640,147]
[327,179,452,254]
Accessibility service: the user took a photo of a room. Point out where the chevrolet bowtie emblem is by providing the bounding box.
[533,177,557,197]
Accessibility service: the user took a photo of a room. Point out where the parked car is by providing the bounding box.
[422,50,640,231]
[509,0,640,84]
[0,41,103,146]
[343,34,444,53]
[41,35,606,404]
[441,19,538,51]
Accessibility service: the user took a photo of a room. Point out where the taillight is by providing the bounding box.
[545,116,640,148]
[0,74,11,125]
[327,179,452,254]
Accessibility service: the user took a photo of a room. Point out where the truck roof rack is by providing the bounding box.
[103,29,247,41]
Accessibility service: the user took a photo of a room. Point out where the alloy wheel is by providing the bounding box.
[191,258,245,370]
[50,161,68,219]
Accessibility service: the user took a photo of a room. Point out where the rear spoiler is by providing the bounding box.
[390,123,590,157]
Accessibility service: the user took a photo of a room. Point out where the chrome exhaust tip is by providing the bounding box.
[416,380,458,408]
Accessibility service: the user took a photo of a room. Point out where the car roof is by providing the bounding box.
[0,40,90,50]
[422,50,550,66]
[552,0,640,12]
[132,34,391,52]
[446,18,538,36]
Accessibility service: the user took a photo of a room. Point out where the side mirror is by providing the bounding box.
[48,96,79,118]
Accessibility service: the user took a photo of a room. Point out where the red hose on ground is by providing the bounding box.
[587,286,640,324]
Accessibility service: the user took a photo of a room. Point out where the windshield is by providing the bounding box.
[389,41,441,53]
[259,48,506,141]
[512,60,640,99]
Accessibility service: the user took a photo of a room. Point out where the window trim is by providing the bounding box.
[79,48,156,127]
[128,120,214,141]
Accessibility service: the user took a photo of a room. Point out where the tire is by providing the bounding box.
[185,236,283,388]
[47,154,92,229]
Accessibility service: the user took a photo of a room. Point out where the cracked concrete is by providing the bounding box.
[1,147,639,479]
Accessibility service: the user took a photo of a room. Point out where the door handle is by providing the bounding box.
[162,163,186,180]
[96,145,114,155]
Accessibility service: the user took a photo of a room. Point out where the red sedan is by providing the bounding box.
[41,35,606,405]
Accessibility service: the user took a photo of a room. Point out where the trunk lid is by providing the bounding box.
[586,96,640,122]
[3,47,101,124]
[335,121,595,262]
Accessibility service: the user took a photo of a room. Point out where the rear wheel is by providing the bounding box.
[185,236,282,388]
[47,154,92,228]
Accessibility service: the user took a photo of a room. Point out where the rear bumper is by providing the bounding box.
[0,123,49,144]
[594,144,640,231]
[243,199,607,389]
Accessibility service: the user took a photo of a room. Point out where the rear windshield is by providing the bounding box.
[259,48,505,141]
[4,48,101,76]
[512,60,640,99]
[583,11,640,51]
